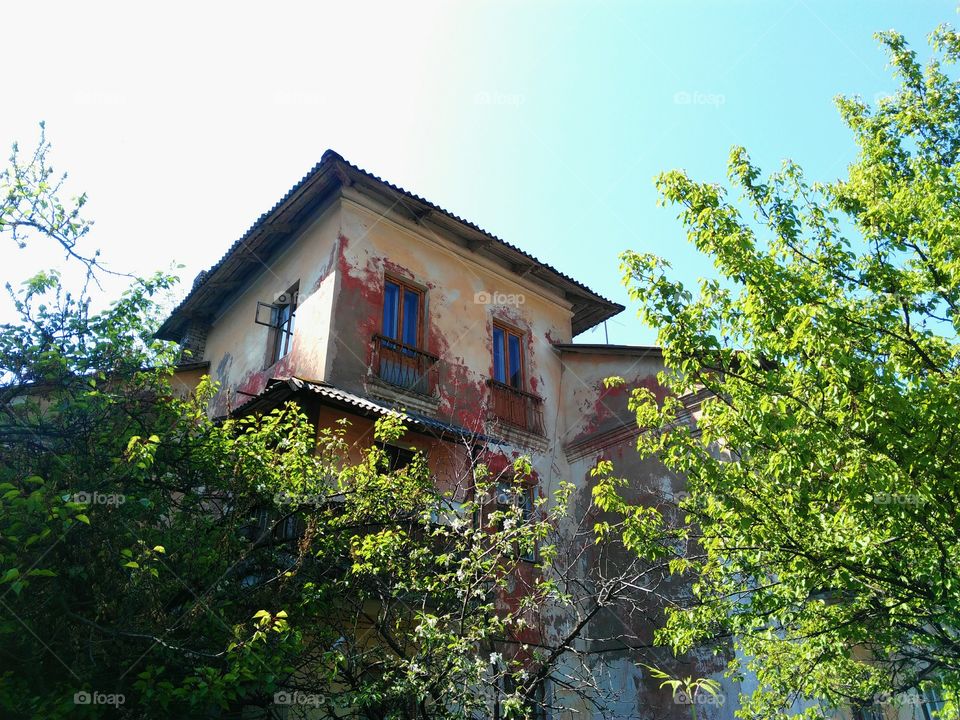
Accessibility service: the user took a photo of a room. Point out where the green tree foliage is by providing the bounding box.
[0,276,579,718]
[0,132,638,719]
[0,122,99,275]
[606,22,960,720]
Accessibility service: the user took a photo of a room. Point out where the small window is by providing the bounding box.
[922,688,948,720]
[247,506,303,544]
[381,444,417,473]
[493,481,537,561]
[271,286,297,364]
[492,323,524,390]
[255,283,298,366]
[383,277,423,348]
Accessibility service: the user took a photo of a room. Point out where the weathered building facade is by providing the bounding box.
[157,151,738,719]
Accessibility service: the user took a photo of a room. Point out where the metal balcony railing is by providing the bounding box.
[372,334,439,396]
[487,379,545,436]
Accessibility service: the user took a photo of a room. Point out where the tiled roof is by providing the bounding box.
[233,376,496,444]
[156,151,624,341]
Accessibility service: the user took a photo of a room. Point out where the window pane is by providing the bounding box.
[383,445,416,472]
[508,333,522,389]
[382,281,400,339]
[493,327,505,383]
[923,688,946,720]
[281,309,294,357]
[273,302,293,362]
[402,288,420,346]
[521,488,533,522]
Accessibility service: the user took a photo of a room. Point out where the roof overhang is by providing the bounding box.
[553,343,663,358]
[230,376,496,444]
[157,151,624,341]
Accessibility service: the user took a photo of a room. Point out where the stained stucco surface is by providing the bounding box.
[172,186,742,718]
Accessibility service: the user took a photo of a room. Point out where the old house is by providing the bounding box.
[156,151,735,718]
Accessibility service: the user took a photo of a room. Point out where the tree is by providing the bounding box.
[0,280,647,719]
[0,131,662,719]
[605,21,960,720]
[0,122,102,278]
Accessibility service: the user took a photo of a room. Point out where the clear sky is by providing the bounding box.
[1,0,954,344]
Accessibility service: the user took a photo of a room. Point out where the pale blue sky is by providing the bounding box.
[1,0,953,343]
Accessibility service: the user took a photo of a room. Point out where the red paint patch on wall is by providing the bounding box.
[429,321,486,429]
[572,375,667,440]
[230,353,298,410]
[336,234,385,367]
[381,258,415,282]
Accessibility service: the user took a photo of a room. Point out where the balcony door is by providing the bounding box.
[492,323,523,390]
[490,322,544,433]
[379,277,427,392]
[383,278,421,348]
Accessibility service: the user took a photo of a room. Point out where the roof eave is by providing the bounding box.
[157,152,624,340]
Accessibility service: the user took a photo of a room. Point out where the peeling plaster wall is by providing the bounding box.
[188,186,749,716]
[329,196,573,518]
[312,405,474,498]
[200,201,341,416]
[558,351,666,447]
[330,196,572,434]
[325,195,578,659]
[553,350,740,720]
[170,367,208,398]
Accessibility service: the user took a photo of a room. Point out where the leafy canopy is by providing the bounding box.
[0,129,600,719]
[606,21,960,720]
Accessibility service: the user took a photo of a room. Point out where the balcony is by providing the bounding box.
[371,333,439,397]
[487,379,545,436]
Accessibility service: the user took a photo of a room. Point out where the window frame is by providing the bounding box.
[380,443,418,473]
[491,479,538,562]
[492,321,526,391]
[249,505,303,545]
[922,687,948,720]
[382,275,425,349]
[258,282,298,367]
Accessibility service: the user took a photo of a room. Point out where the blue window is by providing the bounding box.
[492,323,524,390]
[382,278,422,347]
